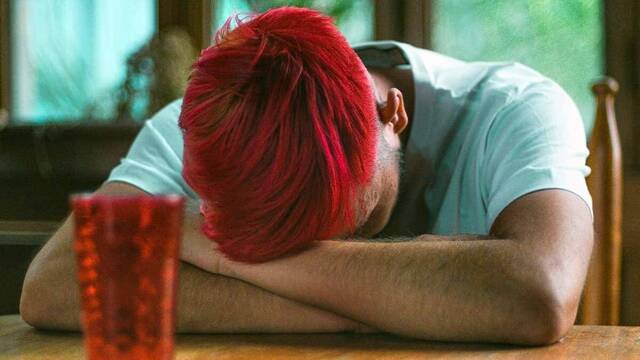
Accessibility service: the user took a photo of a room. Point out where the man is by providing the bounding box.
[20,7,593,345]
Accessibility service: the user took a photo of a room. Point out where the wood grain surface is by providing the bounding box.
[1,315,639,359]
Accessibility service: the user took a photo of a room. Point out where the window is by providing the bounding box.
[11,0,156,123]
[211,0,374,44]
[433,0,603,134]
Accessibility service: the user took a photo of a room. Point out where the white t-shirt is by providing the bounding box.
[107,41,591,236]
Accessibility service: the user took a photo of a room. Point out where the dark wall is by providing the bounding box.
[0,123,140,221]
[0,246,38,315]
[0,123,139,314]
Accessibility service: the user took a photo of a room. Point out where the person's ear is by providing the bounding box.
[379,88,408,135]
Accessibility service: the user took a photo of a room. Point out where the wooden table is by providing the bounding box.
[1,315,639,359]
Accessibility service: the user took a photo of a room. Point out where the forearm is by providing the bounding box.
[176,262,364,333]
[225,235,584,344]
[20,218,362,333]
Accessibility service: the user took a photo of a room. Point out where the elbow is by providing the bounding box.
[19,273,46,328]
[512,282,578,345]
[520,301,574,346]
[19,264,78,330]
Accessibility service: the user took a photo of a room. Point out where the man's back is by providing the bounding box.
[354,42,591,237]
[108,41,591,240]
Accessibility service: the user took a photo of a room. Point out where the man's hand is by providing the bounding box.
[203,189,592,345]
[179,200,226,274]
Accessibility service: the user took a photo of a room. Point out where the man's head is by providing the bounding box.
[179,7,407,263]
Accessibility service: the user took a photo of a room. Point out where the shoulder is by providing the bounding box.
[146,99,183,134]
[106,98,196,197]
[483,68,587,168]
[480,76,591,229]
[486,73,585,148]
[140,99,184,154]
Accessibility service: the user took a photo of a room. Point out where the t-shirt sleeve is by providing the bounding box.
[482,85,592,230]
[106,99,197,198]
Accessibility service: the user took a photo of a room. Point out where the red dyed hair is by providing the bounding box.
[179,7,377,263]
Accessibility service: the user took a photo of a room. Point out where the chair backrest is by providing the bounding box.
[579,77,623,325]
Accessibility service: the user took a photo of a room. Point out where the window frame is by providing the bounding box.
[158,0,212,50]
[603,0,640,169]
[1,0,636,170]
[0,0,10,114]
[374,0,431,49]
[0,0,212,126]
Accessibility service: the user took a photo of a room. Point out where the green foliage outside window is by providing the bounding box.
[212,0,373,45]
[11,0,156,123]
[16,0,599,127]
[433,0,603,134]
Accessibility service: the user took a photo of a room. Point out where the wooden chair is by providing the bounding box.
[578,77,623,325]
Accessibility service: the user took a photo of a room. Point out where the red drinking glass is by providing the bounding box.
[71,194,184,360]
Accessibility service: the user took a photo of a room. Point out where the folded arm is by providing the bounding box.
[202,189,592,345]
[20,182,364,333]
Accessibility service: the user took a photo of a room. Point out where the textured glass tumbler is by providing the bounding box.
[71,194,184,360]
